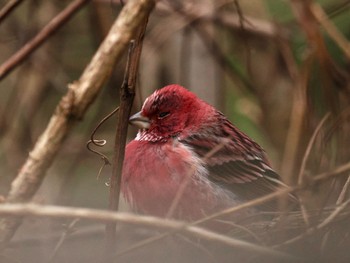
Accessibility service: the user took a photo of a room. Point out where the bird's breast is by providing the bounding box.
[122,139,235,221]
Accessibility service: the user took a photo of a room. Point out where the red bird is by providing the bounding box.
[122,85,288,222]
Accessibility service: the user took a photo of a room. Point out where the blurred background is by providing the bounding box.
[0,0,350,262]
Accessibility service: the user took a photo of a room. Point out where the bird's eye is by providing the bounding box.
[158,111,170,119]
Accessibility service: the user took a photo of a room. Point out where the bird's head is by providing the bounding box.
[129,84,212,140]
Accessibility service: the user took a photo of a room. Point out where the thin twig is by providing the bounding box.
[215,219,264,243]
[114,232,171,258]
[48,218,80,263]
[0,0,91,81]
[275,198,350,247]
[336,175,350,205]
[297,113,331,184]
[176,234,216,263]
[0,0,24,24]
[318,173,350,253]
[318,199,350,228]
[327,0,350,19]
[296,112,330,226]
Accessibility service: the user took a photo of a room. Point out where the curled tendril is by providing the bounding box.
[86,107,120,179]
[86,140,110,180]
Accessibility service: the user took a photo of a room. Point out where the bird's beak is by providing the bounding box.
[129,111,151,129]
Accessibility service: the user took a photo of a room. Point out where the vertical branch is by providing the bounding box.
[105,17,150,246]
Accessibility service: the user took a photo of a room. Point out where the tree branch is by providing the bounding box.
[106,16,149,246]
[0,0,91,81]
[0,0,155,245]
[0,0,24,24]
[0,203,292,260]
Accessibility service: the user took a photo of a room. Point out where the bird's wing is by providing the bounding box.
[180,116,291,209]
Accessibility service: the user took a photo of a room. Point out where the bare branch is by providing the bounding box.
[0,0,91,81]
[106,15,150,246]
[0,203,293,260]
[48,218,80,263]
[0,0,24,24]
[0,0,156,244]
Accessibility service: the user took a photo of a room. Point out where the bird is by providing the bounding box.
[121,84,292,223]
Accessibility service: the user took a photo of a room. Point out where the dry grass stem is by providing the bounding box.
[276,198,350,247]
[297,112,330,184]
[296,112,330,226]
[48,218,80,263]
[336,175,350,205]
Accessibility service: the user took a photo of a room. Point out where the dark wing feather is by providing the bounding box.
[181,113,293,210]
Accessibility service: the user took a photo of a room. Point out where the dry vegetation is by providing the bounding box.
[0,0,350,262]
